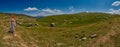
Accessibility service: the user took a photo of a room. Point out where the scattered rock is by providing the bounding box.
[56,43,65,46]
[35,23,39,26]
[90,33,97,39]
[50,23,55,27]
[16,21,22,25]
[79,37,87,41]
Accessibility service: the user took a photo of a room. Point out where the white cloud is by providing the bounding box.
[53,9,63,14]
[107,1,120,15]
[112,1,120,6]
[41,8,63,14]
[24,7,39,11]
[69,6,74,12]
[42,8,55,13]
[35,8,64,16]
[108,9,120,15]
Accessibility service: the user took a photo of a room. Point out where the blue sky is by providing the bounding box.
[0,0,120,16]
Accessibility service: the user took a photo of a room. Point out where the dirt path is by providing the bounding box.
[18,26,39,47]
[87,24,120,47]
[25,30,39,47]
[1,24,38,47]
[3,33,28,47]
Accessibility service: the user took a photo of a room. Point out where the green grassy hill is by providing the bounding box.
[0,12,120,47]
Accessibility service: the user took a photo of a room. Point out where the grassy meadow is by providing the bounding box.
[0,12,120,47]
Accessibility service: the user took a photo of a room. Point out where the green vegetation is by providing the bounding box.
[0,12,120,47]
[112,33,120,47]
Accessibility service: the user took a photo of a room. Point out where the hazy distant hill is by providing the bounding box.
[0,12,120,47]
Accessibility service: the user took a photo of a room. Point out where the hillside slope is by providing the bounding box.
[0,12,120,47]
